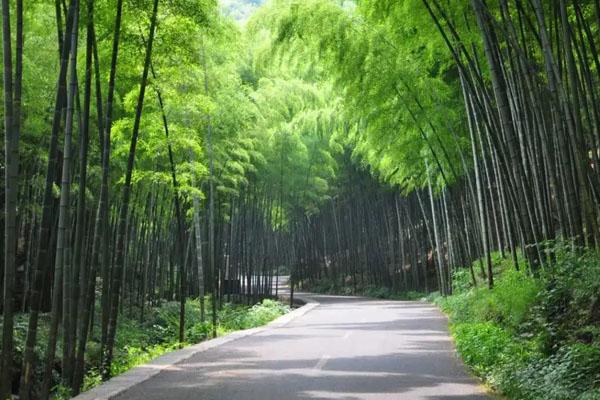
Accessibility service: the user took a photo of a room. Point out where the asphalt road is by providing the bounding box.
[115,294,490,400]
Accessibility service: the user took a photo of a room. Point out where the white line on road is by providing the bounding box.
[342,331,352,340]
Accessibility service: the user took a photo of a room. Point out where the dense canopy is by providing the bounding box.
[1,0,600,399]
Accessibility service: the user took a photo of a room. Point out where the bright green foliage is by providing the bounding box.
[533,247,600,354]
[6,0,600,398]
[1,297,289,400]
[49,298,289,399]
[250,77,342,218]
[109,2,256,205]
[219,299,291,331]
[438,245,600,400]
[451,322,521,376]
[506,344,600,400]
[441,268,539,330]
[250,0,469,192]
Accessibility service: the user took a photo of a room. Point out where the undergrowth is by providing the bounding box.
[435,242,600,400]
[304,278,425,300]
[2,298,289,399]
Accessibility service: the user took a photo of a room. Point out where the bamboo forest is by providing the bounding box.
[1,0,600,399]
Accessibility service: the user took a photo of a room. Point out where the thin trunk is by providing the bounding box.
[102,0,160,379]
[99,0,124,355]
[72,0,95,392]
[0,0,17,394]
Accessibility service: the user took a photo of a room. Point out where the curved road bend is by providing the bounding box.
[113,294,491,400]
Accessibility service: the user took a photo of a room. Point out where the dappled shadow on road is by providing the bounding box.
[114,298,491,400]
[116,351,490,399]
[116,335,489,399]
[298,318,449,333]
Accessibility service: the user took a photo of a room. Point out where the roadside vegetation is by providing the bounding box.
[303,279,425,301]
[435,243,600,400]
[3,0,600,399]
[6,298,289,398]
[305,241,600,399]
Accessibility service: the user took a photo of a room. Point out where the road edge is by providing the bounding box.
[428,300,503,399]
[72,296,319,400]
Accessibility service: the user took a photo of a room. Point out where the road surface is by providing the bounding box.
[114,294,491,400]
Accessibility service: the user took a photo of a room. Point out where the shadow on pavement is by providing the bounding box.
[116,335,489,399]
[113,296,491,400]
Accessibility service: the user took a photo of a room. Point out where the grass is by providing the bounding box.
[434,243,600,400]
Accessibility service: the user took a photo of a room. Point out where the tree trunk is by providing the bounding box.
[102,0,160,379]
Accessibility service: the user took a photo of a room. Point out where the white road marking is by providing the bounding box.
[342,331,352,340]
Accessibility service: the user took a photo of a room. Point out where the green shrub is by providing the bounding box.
[306,278,427,300]
[534,246,600,352]
[219,299,290,331]
[3,297,288,398]
[403,291,427,300]
[578,389,600,400]
[364,286,391,299]
[505,343,600,400]
[493,269,539,328]
[452,322,514,377]
[186,321,212,343]
[440,268,539,330]
[452,268,475,293]
[436,290,473,321]
[425,291,441,302]
[111,342,180,377]
[247,299,290,326]
[443,244,600,400]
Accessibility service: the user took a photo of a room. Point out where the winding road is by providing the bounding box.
[94,293,492,400]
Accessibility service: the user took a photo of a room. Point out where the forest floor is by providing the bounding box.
[83,293,490,400]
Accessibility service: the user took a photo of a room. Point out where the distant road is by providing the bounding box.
[114,293,491,399]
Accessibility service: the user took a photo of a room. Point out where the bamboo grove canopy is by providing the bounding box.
[2,0,600,398]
